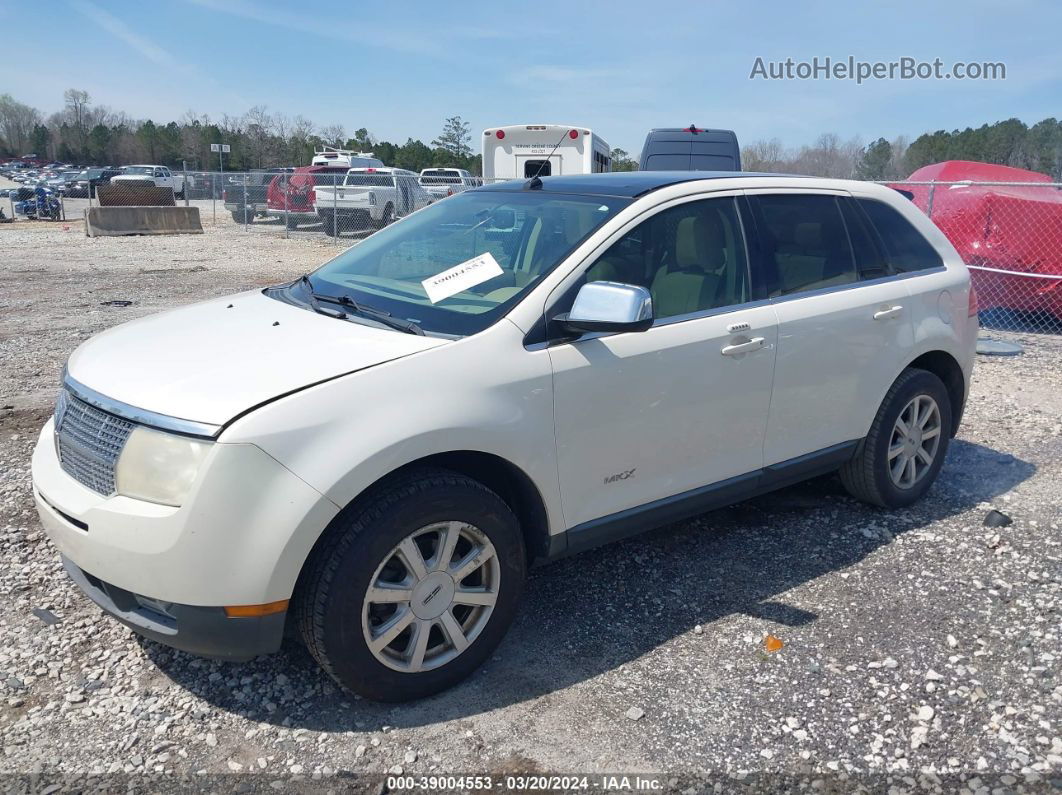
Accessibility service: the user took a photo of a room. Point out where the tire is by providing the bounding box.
[377,204,394,229]
[840,368,952,509]
[230,210,245,224]
[295,468,526,702]
[285,216,299,230]
[320,212,336,237]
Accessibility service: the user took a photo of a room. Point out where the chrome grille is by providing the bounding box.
[54,389,135,495]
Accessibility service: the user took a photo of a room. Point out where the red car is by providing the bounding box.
[266,165,350,229]
[890,161,1062,319]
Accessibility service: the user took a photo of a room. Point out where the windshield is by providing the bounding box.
[291,190,627,336]
[122,166,153,175]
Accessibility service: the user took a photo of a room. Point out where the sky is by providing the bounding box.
[4,0,1061,156]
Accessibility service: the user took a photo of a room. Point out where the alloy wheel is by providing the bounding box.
[888,394,942,489]
[361,522,500,673]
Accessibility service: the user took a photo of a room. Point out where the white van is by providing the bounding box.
[482,124,611,181]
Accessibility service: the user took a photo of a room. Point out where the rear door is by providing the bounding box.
[641,134,692,170]
[745,190,914,466]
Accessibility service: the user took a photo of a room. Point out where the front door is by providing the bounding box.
[549,195,778,529]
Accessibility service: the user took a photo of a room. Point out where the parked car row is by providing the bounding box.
[1,162,81,196]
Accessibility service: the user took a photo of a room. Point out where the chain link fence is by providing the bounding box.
[887,179,1062,335]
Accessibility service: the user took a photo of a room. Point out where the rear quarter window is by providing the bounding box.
[856,198,944,274]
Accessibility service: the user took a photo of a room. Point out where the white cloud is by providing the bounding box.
[69,0,186,70]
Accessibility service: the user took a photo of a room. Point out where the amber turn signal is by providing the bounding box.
[224,599,289,618]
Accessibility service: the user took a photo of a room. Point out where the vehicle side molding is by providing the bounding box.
[551,440,859,559]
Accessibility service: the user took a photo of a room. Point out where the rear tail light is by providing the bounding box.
[495,130,505,140]
[447,188,453,197]
[968,283,980,316]
[568,129,579,139]
[221,189,227,201]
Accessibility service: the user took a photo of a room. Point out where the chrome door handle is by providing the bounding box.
[873,305,903,320]
[721,337,765,356]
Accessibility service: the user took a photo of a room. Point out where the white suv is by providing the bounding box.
[31,173,977,701]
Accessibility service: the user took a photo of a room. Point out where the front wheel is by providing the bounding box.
[840,368,952,508]
[295,469,526,701]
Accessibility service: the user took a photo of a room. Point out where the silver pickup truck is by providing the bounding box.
[418,168,481,200]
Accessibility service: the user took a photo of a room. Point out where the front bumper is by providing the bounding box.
[61,555,285,660]
[32,420,340,609]
[265,208,316,220]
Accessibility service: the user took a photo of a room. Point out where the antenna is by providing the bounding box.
[525,129,572,189]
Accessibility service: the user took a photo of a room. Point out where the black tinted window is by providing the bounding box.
[840,198,888,280]
[751,194,858,296]
[857,198,943,273]
[643,153,690,170]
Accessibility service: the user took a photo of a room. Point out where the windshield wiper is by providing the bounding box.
[296,275,425,336]
[295,275,348,320]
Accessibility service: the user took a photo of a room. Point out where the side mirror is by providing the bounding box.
[554,281,654,335]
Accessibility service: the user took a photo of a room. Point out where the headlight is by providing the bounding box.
[115,427,211,507]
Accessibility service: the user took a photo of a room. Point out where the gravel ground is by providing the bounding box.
[0,222,1059,792]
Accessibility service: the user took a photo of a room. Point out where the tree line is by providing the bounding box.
[742,118,1062,181]
[0,90,482,175]
[3,90,1062,181]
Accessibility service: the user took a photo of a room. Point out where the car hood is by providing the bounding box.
[67,290,447,429]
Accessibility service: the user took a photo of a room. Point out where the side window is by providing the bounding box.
[839,198,888,280]
[856,198,944,273]
[750,194,858,297]
[586,197,750,319]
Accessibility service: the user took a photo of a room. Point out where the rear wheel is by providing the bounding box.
[285,216,299,230]
[295,469,525,701]
[840,368,952,508]
[377,204,394,229]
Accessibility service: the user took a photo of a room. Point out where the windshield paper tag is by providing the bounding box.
[422,252,504,304]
